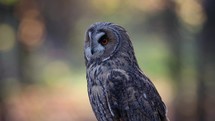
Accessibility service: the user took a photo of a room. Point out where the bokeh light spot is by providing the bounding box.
[130,0,167,13]
[176,0,205,27]
[91,0,120,14]
[18,9,45,49]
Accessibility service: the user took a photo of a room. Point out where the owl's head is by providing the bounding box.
[84,22,134,63]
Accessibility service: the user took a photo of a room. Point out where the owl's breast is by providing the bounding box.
[87,65,105,95]
[87,64,116,121]
[87,64,108,82]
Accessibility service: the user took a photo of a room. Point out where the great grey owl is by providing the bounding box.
[84,22,169,121]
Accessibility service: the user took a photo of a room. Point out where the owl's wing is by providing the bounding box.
[106,69,168,121]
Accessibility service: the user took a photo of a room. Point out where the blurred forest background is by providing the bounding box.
[0,0,215,121]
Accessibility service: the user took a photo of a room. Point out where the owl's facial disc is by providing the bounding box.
[85,31,106,60]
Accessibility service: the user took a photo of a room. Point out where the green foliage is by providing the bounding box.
[0,0,18,6]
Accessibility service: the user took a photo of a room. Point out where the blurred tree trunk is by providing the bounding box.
[142,1,184,119]
[160,1,196,121]
[162,5,184,121]
[197,0,215,121]
[157,1,184,121]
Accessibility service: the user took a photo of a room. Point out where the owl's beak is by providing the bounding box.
[90,40,96,55]
[91,48,95,55]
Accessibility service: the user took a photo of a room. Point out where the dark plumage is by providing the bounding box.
[84,22,169,121]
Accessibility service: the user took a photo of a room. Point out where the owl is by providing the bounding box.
[84,22,169,121]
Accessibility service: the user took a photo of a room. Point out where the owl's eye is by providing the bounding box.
[100,39,109,46]
[99,35,109,46]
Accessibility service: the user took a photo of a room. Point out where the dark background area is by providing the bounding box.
[0,0,214,121]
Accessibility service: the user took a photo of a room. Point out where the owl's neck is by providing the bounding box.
[87,54,138,70]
